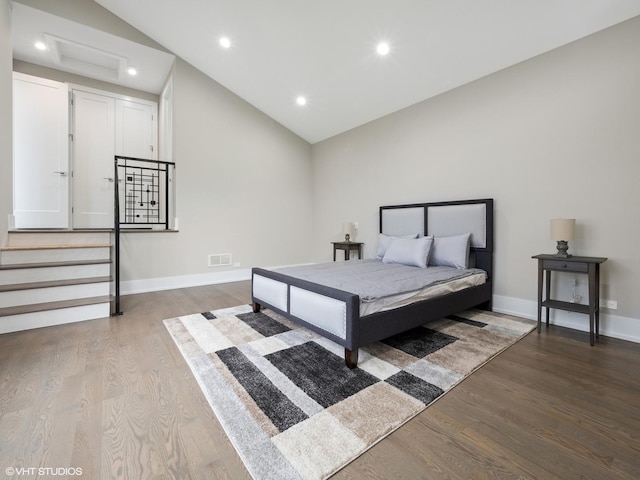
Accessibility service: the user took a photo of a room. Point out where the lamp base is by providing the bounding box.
[554,240,572,258]
[344,234,350,242]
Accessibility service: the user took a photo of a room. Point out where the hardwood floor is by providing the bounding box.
[0,281,638,479]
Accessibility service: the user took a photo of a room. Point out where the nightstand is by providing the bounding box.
[332,241,363,261]
[532,254,607,346]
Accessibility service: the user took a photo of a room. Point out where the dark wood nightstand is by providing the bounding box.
[532,254,607,346]
[332,241,363,261]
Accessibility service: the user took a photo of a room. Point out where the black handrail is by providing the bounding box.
[113,157,122,315]
[112,155,176,316]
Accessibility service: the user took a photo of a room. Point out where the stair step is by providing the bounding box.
[0,245,111,265]
[0,261,111,286]
[0,297,112,334]
[7,229,112,246]
[0,276,111,292]
[0,259,111,270]
[0,279,111,309]
[0,295,112,317]
[1,243,112,251]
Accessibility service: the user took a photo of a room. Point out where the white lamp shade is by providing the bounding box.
[342,222,355,237]
[550,218,575,241]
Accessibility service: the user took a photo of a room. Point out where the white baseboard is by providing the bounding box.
[119,263,314,296]
[120,268,253,295]
[492,294,640,344]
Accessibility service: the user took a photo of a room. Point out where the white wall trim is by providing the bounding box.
[121,269,252,295]
[120,263,314,296]
[493,294,640,344]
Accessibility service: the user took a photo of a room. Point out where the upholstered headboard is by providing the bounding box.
[379,198,494,278]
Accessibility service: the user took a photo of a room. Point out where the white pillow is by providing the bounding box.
[382,236,434,268]
[376,233,419,259]
[429,233,471,269]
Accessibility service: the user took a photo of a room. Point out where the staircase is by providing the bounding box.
[0,230,113,334]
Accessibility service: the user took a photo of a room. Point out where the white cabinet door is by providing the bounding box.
[72,90,116,229]
[12,72,69,229]
[116,99,158,160]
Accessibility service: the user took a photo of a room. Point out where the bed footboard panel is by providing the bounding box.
[251,268,360,349]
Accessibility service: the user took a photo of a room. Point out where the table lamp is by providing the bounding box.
[550,218,575,258]
[343,222,354,242]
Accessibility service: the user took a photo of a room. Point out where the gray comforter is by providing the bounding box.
[277,259,485,303]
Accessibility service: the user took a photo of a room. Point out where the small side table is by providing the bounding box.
[332,241,363,261]
[532,254,607,346]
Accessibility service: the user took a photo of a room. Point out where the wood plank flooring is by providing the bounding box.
[0,281,638,479]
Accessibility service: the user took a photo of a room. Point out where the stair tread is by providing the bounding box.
[0,276,112,293]
[8,229,113,233]
[0,259,111,270]
[1,243,111,251]
[0,295,112,317]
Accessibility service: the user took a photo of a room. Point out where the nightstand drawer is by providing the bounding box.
[542,259,588,273]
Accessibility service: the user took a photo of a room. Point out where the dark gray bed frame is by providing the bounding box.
[251,198,494,368]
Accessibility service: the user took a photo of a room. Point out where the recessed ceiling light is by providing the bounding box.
[127,67,137,76]
[34,41,47,51]
[219,37,231,49]
[296,96,307,106]
[376,42,390,56]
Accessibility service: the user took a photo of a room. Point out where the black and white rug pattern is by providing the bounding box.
[164,305,535,480]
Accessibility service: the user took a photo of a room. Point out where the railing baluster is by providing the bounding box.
[113,156,122,316]
[113,155,176,316]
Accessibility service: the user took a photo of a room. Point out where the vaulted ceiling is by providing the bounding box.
[13,0,640,143]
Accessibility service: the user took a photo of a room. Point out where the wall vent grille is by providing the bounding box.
[208,253,232,267]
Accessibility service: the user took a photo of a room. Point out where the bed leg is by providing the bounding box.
[252,301,261,313]
[345,349,358,369]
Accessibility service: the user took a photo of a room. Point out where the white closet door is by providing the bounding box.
[72,90,116,229]
[12,72,69,229]
[115,99,158,160]
[72,89,158,229]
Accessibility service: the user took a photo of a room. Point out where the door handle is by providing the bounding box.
[54,171,67,176]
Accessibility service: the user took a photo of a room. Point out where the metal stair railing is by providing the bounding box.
[113,155,176,316]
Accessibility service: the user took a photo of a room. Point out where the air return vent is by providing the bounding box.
[208,253,232,267]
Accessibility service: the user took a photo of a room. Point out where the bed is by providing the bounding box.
[251,198,494,368]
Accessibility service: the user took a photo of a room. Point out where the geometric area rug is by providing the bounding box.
[164,306,535,480]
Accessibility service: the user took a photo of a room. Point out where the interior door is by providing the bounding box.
[12,72,69,229]
[115,99,158,160]
[72,89,116,229]
[72,90,158,229]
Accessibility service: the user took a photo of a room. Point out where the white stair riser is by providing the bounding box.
[7,232,111,246]
[0,263,111,286]
[0,282,110,308]
[1,247,111,265]
[0,303,111,334]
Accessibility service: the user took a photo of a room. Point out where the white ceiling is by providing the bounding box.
[14,1,640,144]
[11,2,175,94]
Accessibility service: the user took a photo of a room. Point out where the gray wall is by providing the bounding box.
[0,0,11,245]
[118,58,313,285]
[312,18,640,329]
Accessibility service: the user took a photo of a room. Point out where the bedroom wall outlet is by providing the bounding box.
[601,299,618,310]
[353,222,359,230]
